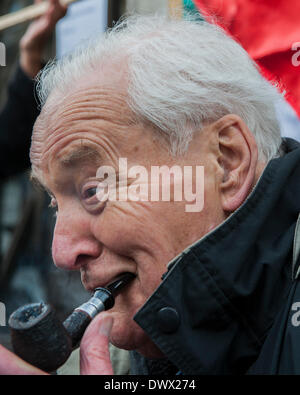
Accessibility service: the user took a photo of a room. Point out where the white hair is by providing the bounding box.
[37,14,283,161]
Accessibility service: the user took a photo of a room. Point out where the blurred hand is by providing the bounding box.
[20,0,68,78]
[0,314,114,375]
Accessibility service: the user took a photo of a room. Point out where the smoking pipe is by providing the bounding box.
[8,273,135,373]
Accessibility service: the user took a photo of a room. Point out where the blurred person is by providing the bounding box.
[0,0,67,180]
[0,14,299,376]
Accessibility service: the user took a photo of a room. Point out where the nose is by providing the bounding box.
[52,209,102,271]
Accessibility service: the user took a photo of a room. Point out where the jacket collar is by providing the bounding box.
[134,138,300,374]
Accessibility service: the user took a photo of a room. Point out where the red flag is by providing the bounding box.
[193,0,300,118]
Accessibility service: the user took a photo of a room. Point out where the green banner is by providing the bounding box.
[182,0,204,20]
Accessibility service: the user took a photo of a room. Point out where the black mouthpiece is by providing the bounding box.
[104,272,136,296]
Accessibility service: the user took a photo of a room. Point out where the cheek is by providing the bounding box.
[92,201,170,255]
[91,202,174,287]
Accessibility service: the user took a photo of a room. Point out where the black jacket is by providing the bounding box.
[133,138,300,375]
[0,66,39,180]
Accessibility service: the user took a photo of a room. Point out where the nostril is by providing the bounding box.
[75,254,94,268]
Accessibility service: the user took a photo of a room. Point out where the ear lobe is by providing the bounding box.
[217,115,258,213]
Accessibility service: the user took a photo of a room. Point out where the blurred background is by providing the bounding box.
[0,0,299,357]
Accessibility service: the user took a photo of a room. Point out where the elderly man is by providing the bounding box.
[1,14,300,375]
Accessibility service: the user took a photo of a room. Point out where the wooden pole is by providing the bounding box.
[0,0,78,32]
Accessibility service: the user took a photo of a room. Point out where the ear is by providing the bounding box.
[215,114,259,213]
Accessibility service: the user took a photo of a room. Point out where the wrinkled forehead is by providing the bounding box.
[30,61,133,174]
[30,80,135,185]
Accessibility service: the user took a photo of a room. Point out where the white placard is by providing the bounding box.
[276,97,300,142]
[56,0,108,58]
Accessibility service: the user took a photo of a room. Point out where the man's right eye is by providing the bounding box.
[82,187,98,200]
[80,181,108,214]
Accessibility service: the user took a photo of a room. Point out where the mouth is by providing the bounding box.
[83,272,136,294]
[101,273,136,296]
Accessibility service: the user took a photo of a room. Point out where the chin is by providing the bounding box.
[109,311,164,359]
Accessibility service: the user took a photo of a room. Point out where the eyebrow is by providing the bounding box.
[30,146,102,193]
[58,145,102,168]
